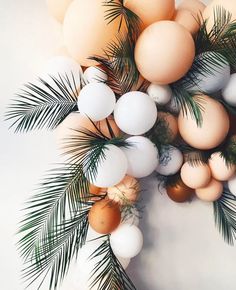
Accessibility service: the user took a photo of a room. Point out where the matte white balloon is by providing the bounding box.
[147,83,172,105]
[228,175,236,196]
[114,91,158,135]
[167,97,180,114]
[156,145,183,176]
[189,52,230,94]
[40,56,83,90]
[85,144,127,188]
[222,73,236,106]
[122,136,159,178]
[84,66,108,84]
[110,224,143,259]
[77,83,116,121]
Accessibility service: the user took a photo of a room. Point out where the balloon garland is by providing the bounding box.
[6,0,236,289]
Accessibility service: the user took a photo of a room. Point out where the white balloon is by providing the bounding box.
[40,56,83,90]
[84,66,108,84]
[116,256,131,270]
[114,91,158,135]
[147,83,172,105]
[85,144,128,187]
[189,52,230,94]
[77,83,116,121]
[156,145,183,176]
[167,97,180,114]
[228,175,236,196]
[110,224,143,259]
[122,136,159,178]
[222,73,236,106]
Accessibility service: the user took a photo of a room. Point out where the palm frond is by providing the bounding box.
[6,73,81,132]
[22,206,91,290]
[18,164,91,289]
[90,238,136,290]
[195,7,236,68]
[90,32,140,96]
[63,122,130,182]
[170,85,204,126]
[103,0,141,40]
[214,190,236,245]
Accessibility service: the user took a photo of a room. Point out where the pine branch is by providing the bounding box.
[214,190,236,245]
[90,238,136,290]
[6,74,81,132]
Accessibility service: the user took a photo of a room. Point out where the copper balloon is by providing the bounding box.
[166,179,195,203]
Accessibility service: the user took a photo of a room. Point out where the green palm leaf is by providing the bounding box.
[6,74,81,132]
[23,206,91,290]
[90,238,137,290]
[214,190,236,245]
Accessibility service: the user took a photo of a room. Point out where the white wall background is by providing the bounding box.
[1,1,236,290]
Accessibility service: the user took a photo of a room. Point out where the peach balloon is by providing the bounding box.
[107,175,140,205]
[158,112,178,142]
[178,0,206,14]
[209,152,236,181]
[195,178,223,202]
[135,21,195,85]
[203,0,236,32]
[181,162,211,189]
[124,0,175,28]
[46,0,73,23]
[53,46,70,57]
[174,9,201,35]
[63,0,126,67]
[178,95,230,150]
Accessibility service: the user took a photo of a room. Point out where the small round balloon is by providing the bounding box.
[135,21,195,85]
[195,178,223,202]
[77,83,116,121]
[147,84,172,105]
[83,66,108,84]
[114,91,158,135]
[222,73,236,106]
[85,145,128,188]
[122,136,159,178]
[110,224,143,259]
[166,178,194,203]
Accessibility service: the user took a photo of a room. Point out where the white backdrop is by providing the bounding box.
[1,1,236,290]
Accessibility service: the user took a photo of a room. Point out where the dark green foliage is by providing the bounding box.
[90,238,137,290]
[214,190,236,245]
[6,74,80,132]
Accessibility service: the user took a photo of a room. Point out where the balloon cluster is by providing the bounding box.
[43,0,236,288]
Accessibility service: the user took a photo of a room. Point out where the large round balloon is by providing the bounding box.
[178,95,230,150]
[63,0,126,67]
[46,0,73,22]
[124,0,175,28]
[135,21,195,85]
[203,0,236,32]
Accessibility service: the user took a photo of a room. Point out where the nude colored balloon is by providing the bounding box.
[203,0,236,32]
[181,162,211,189]
[178,0,206,14]
[124,0,175,28]
[135,21,195,85]
[195,178,223,202]
[63,0,126,67]
[46,0,73,23]
[209,152,236,181]
[174,9,201,35]
[178,95,229,150]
